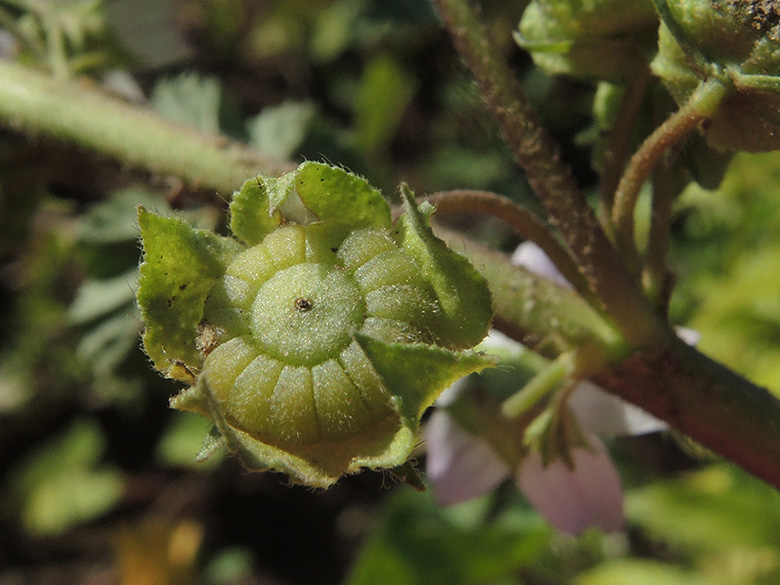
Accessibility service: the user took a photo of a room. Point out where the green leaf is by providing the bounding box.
[626,465,780,550]
[355,333,495,423]
[294,162,392,230]
[68,269,138,324]
[137,206,240,377]
[394,186,493,349]
[155,411,225,469]
[150,73,223,134]
[576,560,712,585]
[355,56,417,158]
[347,490,550,585]
[247,100,315,159]
[8,419,124,536]
[228,176,283,246]
[77,188,164,245]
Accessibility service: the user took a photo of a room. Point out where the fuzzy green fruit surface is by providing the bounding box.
[137,162,494,487]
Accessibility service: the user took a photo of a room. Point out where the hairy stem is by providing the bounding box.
[0,60,293,195]
[425,189,601,309]
[430,0,667,347]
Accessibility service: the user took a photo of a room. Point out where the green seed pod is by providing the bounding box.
[137,162,494,487]
[515,0,658,80]
[652,0,780,151]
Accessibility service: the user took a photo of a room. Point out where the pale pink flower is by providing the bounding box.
[426,387,627,535]
[426,403,511,505]
[425,242,698,535]
[516,434,624,534]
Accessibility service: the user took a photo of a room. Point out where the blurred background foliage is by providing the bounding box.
[1,0,780,584]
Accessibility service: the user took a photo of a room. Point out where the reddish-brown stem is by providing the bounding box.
[425,189,602,310]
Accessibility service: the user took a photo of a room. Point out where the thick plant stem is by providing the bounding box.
[0,60,294,194]
[430,0,667,348]
[611,78,727,266]
[594,339,780,491]
[424,189,601,309]
[444,231,780,491]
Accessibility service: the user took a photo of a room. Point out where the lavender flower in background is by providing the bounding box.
[425,241,699,535]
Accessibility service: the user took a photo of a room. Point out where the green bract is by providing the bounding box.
[515,0,657,80]
[137,162,494,488]
[652,0,780,151]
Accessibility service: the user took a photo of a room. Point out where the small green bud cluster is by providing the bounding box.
[652,0,780,151]
[516,0,658,80]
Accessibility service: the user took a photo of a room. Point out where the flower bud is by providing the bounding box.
[652,0,780,151]
[515,0,657,80]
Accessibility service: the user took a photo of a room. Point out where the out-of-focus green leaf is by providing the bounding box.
[75,311,140,377]
[68,269,137,324]
[355,56,417,159]
[151,73,223,134]
[202,547,255,585]
[149,73,245,139]
[576,560,714,585]
[626,465,780,551]
[0,361,30,413]
[674,153,780,393]
[77,187,163,245]
[347,490,550,585]
[310,0,362,62]
[105,0,192,68]
[156,411,224,469]
[247,101,316,160]
[8,419,124,536]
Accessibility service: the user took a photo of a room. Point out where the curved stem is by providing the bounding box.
[598,69,652,226]
[430,0,667,347]
[611,78,727,268]
[425,190,602,310]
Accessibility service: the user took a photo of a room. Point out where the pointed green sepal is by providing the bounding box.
[355,332,496,423]
[137,206,240,377]
[229,177,283,246]
[394,185,493,348]
[171,377,417,488]
[388,461,426,492]
[294,161,392,230]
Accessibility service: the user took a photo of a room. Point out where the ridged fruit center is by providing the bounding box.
[250,262,365,366]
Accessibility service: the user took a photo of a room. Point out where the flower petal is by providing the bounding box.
[569,381,667,436]
[425,410,511,505]
[511,241,572,289]
[516,435,624,535]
